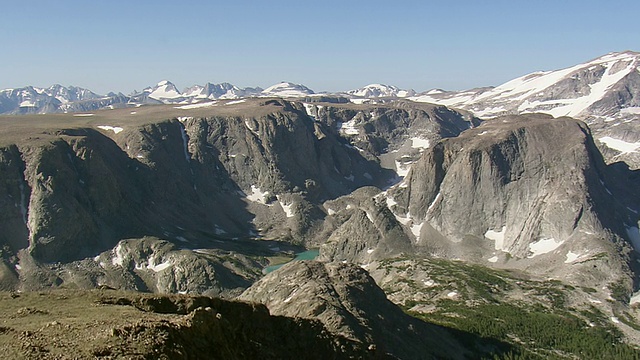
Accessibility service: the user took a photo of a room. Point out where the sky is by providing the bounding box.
[1,0,639,95]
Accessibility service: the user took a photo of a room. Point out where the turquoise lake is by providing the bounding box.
[264,249,319,273]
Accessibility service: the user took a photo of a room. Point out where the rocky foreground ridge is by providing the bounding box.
[0,290,376,359]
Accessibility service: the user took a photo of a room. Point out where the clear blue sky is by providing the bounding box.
[1,0,638,94]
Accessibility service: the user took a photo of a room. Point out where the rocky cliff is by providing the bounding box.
[240,260,474,359]
[382,114,639,288]
[0,98,477,295]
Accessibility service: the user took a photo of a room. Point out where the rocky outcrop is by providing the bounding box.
[385,114,638,288]
[239,260,470,360]
[0,290,376,359]
[318,187,412,264]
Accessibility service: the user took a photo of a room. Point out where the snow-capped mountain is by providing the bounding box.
[347,84,416,98]
[0,85,105,114]
[183,83,263,100]
[411,51,640,168]
[1,51,638,129]
[260,82,315,97]
[412,51,640,120]
[144,80,183,101]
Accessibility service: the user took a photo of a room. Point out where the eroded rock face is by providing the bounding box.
[318,187,412,265]
[0,99,478,293]
[239,260,469,360]
[383,114,638,287]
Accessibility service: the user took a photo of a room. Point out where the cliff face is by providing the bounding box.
[0,99,477,294]
[384,114,638,286]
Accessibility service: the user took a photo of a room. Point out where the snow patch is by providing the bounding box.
[427,192,442,213]
[611,317,620,324]
[245,120,260,136]
[367,248,374,254]
[174,101,217,109]
[278,197,294,218]
[74,113,94,117]
[111,243,126,266]
[621,107,640,115]
[366,211,375,223]
[528,238,563,258]
[19,100,36,107]
[565,251,582,263]
[410,137,430,149]
[179,125,191,162]
[225,99,246,105]
[447,291,458,298]
[599,136,640,154]
[246,185,271,204]
[284,289,298,303]
[303,103,317,120]
[338,119,359,135]
[394,212,412,226]
[630,291,640,305]
[473,106,506,117]
[485,226,507,251]
[410,222,423,242]
[394,160,410,177]
[147,256,172,272]
[385,195,397,208]
[487,256,498,263]
[97,125,123,134]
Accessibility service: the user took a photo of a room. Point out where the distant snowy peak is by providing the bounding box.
[412,51,640,119]
[0,84,109,114]
[43,84,102,103]
[145,80,183,101]
[347,84,416,98]
[261,82,315,97]
[183,83,241,100]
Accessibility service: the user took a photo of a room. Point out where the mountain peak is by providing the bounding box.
[348,83,415,98]
[261,81,314,97]
[146,80,182,100]
[412,50,640,119]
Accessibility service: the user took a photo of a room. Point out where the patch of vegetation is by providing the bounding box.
[384,257,640,359]
[409,301,640,359]
[609,280,631,303]
[618,311,640,332]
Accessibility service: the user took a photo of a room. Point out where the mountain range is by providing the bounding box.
[2,51,638,168]
[1,50,640,358]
